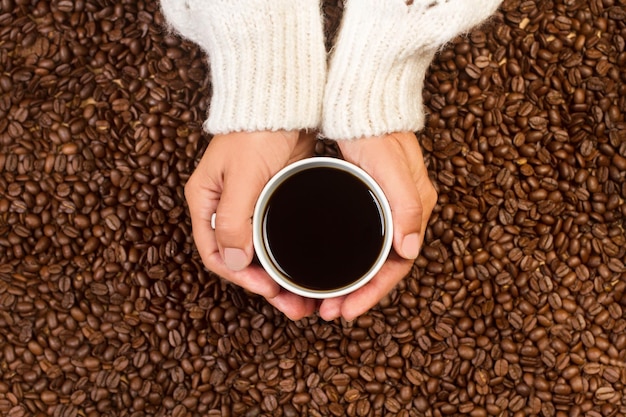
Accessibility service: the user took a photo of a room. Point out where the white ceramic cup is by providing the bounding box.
[252,157,393,299]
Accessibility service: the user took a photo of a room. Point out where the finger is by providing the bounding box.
[415,176,438,250]
[318,296,346,322]
[339,252,413,321]
[214,164,268,272]
[184,169,221,271]
[340,134,424,260]
[219,262,283,300]
[266,290,318,321]
[213,131,302,271]
[185,172,282,299]
[381,169,423,261]
[377,134,425,260]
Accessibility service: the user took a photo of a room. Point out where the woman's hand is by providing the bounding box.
[186,130,436,322]
[184,130,319,320]
[319,132,437,321]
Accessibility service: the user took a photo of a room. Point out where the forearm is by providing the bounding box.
[161,0,327,134]
[322,0,503,140]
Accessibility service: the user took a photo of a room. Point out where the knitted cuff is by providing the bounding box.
[322,0,502,140]
[161,0,326,134]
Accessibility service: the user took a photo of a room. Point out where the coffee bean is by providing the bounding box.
[2,2,626,416]
[595,386,616,401]
[7,406,27,417]
[40,390,58,405]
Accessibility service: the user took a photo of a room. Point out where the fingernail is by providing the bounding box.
[401,233,420,259]
[223,248,248,271]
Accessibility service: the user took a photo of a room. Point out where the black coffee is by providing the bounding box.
[262,166,386,291]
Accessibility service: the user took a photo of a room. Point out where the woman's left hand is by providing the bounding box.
[318,132,437,321]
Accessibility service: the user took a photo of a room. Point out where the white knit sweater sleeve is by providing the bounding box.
[160,0,326,134]
[322,0,502,140]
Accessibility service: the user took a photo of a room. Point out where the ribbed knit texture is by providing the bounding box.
[322,0,502,140]
[160,0,326,134]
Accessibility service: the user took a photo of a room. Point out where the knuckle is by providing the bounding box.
[183,180,192,197]
[420,180,439,211]
[394,201,424,222]
[214,212,251,238]
[214,214,237,234]
[183,174,199,196]
[425,185,438,207]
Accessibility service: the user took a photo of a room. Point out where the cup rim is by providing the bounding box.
[252,157,393,299]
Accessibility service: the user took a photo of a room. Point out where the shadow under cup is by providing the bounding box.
[253,157,393,299]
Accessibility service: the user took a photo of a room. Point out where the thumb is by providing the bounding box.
[214,168,268,272]
[380,172,423,261]
[340,134,424,260]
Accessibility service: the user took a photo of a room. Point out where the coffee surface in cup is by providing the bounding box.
[263,166,386,291]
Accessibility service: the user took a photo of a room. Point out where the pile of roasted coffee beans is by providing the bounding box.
[1,0,625,416]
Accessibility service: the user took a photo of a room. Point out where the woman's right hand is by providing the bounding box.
[184,130,319,320]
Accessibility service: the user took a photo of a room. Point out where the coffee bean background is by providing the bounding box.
[1,0,625,416]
